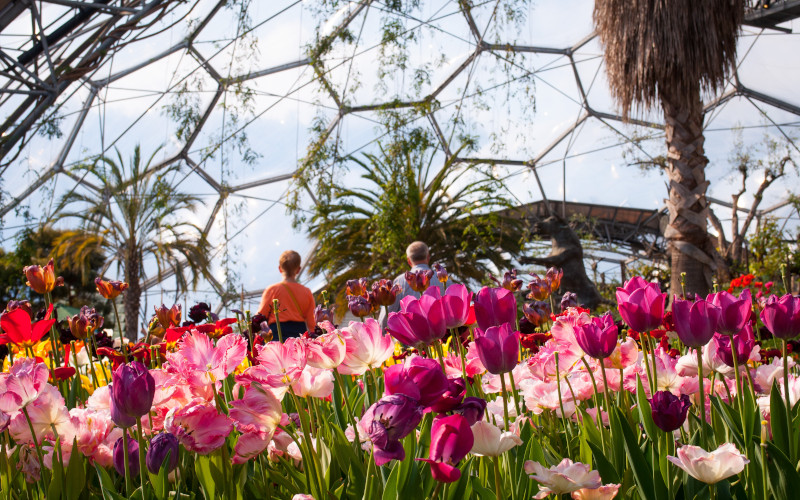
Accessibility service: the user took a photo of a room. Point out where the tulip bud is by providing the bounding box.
[111,361,155,422]
[474,323,520,374]
[406,269,434,293]
[713,326,756,368]
[371,279,401,307]
[545,267,563,293]
[345,278,369,297]
[527,274,550,301]
[23,259,58,295]
[146,433,179,474]
[649,391,691,432]
[574,314,618,360]
[348,295,373,318]
[560,292,578,312]
[523,301,550,327]
[113,436,139,477]
[707,289,752,336]
[419,414,474,483]
[616,276,665,333]
[154,304,181,329]
[760,294,800,340]
[188,302,212,323]
[672,297,720,347]
[433,263,449,283]
[95,277,129,300]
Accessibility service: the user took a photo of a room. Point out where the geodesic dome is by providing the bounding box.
[1,0,799,323]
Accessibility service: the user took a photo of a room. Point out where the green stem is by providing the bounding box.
[499,372,511,430]
[492,456,503,500]
[111,300,128,362]
[273,299,283,343]
[784,340,793,462]
[507,370,523,419]
[554,352,571,439]
[289,389,323,498]
[600,362,613,437]
[333,370,361,450]
[136,419,147,500]
[696,349,709,450]
[21,407,48,485]
[581,357,605,450]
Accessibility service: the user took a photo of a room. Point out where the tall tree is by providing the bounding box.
[305,133,526,301]
[50,145,211,340]
[594,0,743,297]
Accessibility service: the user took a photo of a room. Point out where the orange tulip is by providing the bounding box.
[95,277,129,299]
[23,259,62,295]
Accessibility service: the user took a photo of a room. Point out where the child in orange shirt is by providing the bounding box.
[258,250,316,340]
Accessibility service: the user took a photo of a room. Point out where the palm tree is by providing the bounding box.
[594,0,743,297]
[306,137,526,302]
[51,145,211,340]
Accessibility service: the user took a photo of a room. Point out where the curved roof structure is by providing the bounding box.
[1,0,798,319]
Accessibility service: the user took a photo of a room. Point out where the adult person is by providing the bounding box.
[258,250,316,340]
[379,241,445,325]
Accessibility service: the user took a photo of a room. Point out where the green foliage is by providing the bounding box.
[748,217,799,280]
[305,131,527,300]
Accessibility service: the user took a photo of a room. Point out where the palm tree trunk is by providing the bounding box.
[661,87,713,298]
[124,253,141,341]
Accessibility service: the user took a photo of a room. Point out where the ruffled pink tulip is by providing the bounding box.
[474,323,520,374]
[70,408,122,468]
[707,289,752,336]
[244,338,307,387]
[470,420,522,456]
[168,331,247,383]
[760,294,800,340]
[305,331,346,369]
[616,276,665,333]
[386,290,446,347]
[667,443,748,484]
[164,401,233,455]
[524,458,602,499]
[229,383,282,440]
[672,297,721,347]
[9,384,71,444]
[291,366,334,399]
[0,358,49,411]
[418,414,474,482]
[474,286,517,331]
[338,319,395,376]
[570,484,621,500]
[232,432,270,464]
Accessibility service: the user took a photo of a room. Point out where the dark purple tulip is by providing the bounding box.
[371,279,401,307]
[474,287,517,331]
[418,415,474,483]
[113,436,139,477]
[146,433,179,474]
[672,297,721,348]
[345,278,369,297]
[454,397,487,426]
[433,263,449,284]
[713,325,756,368]
[707,289,752,336]
[474,323,520,374]
[760,294,800,340]
[386,292,446,347]
[428,377,467,414]
[364,394,423,466]
[188,302,211,323]
[111,361,155,421]
[384,356,448,407]
[616,276,665,333]
[347,294,373,318]
[439,284,472,329]
[560,292,578,312]
[649,391,691,432]
[574,313,618,360]
[405,269,434,293]
[491,269,523,292]
[109,391,136,428]
[313,305,334,324]
[523,301,550,327]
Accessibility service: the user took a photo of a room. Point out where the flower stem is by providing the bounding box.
[136,419,147,500]
[696,349,709,449]
[507,370,523,419]
[21,407,48,485]
[783,339,793,462]
[333,369,361,450]
[111,299,128,362]
[492,456,503,500]
[600,362,613,439]
[581,357,605,450]
[273,299,283,342]
[499,372,511,430]
[554,352,571,439]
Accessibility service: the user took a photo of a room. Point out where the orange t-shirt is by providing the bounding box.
[258,281,316,330]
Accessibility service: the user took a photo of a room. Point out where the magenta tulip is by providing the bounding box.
[474,286,517,331]
[713,325,756,368]
[672,297,721,347]
[384,356,449,407]
[386,292,447,347]
[438,284,472,329]
[573,313,618,360]
[364,394,423,466]
[474,323,520,374]
[428,377,467,414]
[760,294,800,340]
[616,276,665,333]
[454,397,487,426]
[707,289,752,336]
[418,414,474,483]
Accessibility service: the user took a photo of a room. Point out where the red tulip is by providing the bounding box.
[23,259,61,295]
[0,305,55,348]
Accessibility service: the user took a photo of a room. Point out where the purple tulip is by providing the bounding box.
[438,284,472,329]
[109,391,137,428]
[474,286,517,331]
[428,377,467,414]
[384,356,449,407]
[146,433,179,474]
[347,295,373,318]
[111,361,155,422]
[523,301,551,327]
[188,302,211,323]
[649,391,691,432]
[433,263,449,283]
[560,292,578,312]
[474,323,520,375]
[616,276,665,333]
[672,297,721,347]
[418,414,474,483]
[760,294,800,340]
[371,279,401,307]
[364,394,424,466]
[405,269,434,293]
[454,397,487,426]
[386,291,447,347]
[113,436,139,477]
[491,269,523,292]
[574,313,618,360]
[713,325,756,368]
[707,289,752,336]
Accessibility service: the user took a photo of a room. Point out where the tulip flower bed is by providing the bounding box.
[1,262,800,500]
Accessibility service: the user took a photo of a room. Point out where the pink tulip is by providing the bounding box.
[438,284,472,329]
[418,414,474,482]
[470,420,522,456]
[167,331,247,383]
[760,294,800,340]
[164,401,233,454]
[291,366,334,399]
[573,314,618,360]
[0,358,49,411]
[70,408,122,468]
[571,484,621,500]
[244,338,307,388]
[474,323,520,374]
[474,286,517,331]
[386,291,447,347]
[524,458,602,499]
[338,319,394,375]
[672,297,721,347]
[305,331,346,369]
[667,443,749,484]
[232,432,270,464]
[229,383,283,440]
[616,276,665,333]
[9,384,71,444]
[384,355,448,407]
[707,289,752,336]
